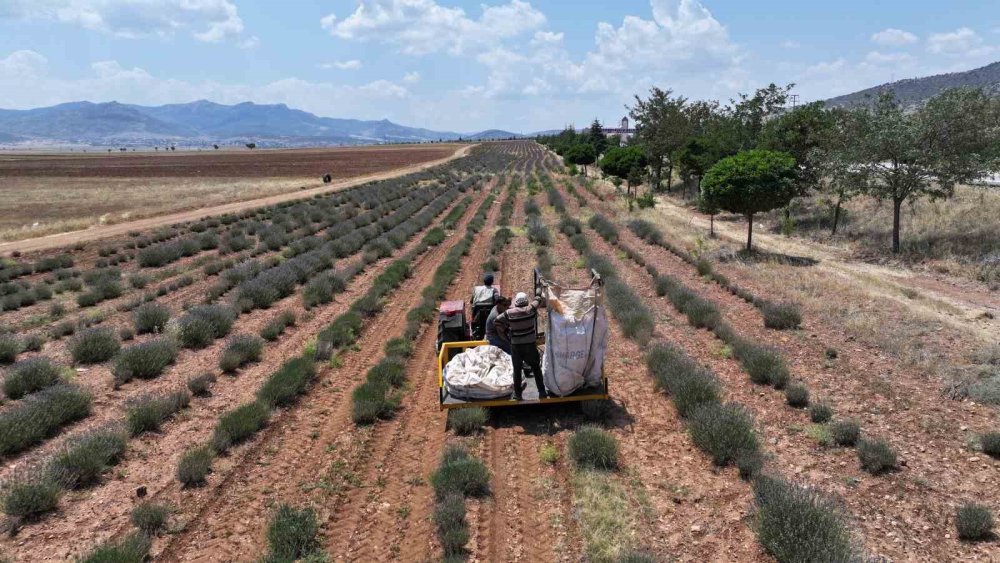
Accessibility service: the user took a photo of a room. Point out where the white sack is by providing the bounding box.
[444,345,515,400]
[541,284,609,396]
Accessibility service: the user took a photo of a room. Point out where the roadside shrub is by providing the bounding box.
[435,494,469,556]
[219,334,264,373]
[79,533,150,563]
[431,445,490,500]
[688,402,759,467]
[809,402,833,424]
[46,426,127,489]
[645,343,720,417]
[2,474,61,521]
[125,391,190,436]
[177,445,213,487]
[762,301,802,330]
[132,502,169,535]
[568,425,618,470]
[187,372,216,397]
[3,356,62,400]
[133,302,170,334]
[0,333,19,363]
[211,401,269,452]
[69,328,120,364]
[113,338,177,386]
[785,383,809,408]
[956,503,995,541]
[257,357,316,408]
[0,384,92,456]
[980,432,1000,458]
[857,438,896,474]
[266,505,321,561]
[830,420,860,446]
[448,408,488,435]
[753,475,857,562]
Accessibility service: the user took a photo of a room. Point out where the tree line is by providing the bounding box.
[538,85,1000,253]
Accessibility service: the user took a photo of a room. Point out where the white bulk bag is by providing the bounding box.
[444,345,515,400]
[541,282,608,396]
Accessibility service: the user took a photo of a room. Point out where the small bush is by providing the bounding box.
[762,301,802,330]
[0,333,19,363]
[809,402,833,424]
[645,343,721,417]
[47,426,127,489]
[568,425,618,470]
[753,475,857,562]
[177,445,214,487]
[684,299,721,330]
[688,402,759,467]
[219,334,264,373]
[434,494,469,556]
[69,328,120,364]
[179,305,237,349]
[448,408,488,435]
[696,258,713,276]
[266,505,321,561]
[21,333,44,352]
[187,372,216,397]
[830,420,860,447]
[113,338,177,386]
[975,432,1000,460]
[133,302,170,334]
[119,326,135,341]
[956,503,995,541]
[431,445,490,500]
[351,380,397,424]
[857,438,896,474]
[3,356,62,400]
[0,384,92,456]
[125,391,190,436]
[733,341,789,389]
[51,319,76,339]
[1,476,61,520]
[211,401,269,452]
[178,316,214,349]
[257,357,316,408]
[385,337,412,359]
[78,533,150,563]
[261,310,296,341]
[785,383,809,408]
[132,502,169,535]
[737,449,764,481]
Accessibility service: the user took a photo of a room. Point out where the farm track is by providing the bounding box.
[0,144,473,255]
[0,192,469,487]
[568,178,1000,560]
[157,183,495,562]
[0,183,478,562]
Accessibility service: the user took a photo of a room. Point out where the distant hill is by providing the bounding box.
[826,61,1000,108]
[0,100,517,147]
[465,129,523,140]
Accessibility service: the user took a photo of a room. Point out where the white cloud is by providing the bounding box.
[780,40,800,49]
[0,50,48,78]
[871,28,918,46]
[403,71,420,83]
[0,0,246,42]
[927,27,982,54]
[322,60,363,70]
[238,36,260,50]
[320,0,546,56]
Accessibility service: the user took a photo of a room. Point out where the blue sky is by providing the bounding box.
[0,0,997,132]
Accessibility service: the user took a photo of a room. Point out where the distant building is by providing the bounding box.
[601,116,635,146]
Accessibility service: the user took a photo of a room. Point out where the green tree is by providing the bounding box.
[630,88,690,191]
[588,118,608,156]
[600,146,648,198]
[849,89,1000,253]
[564,143,597,175]
[730,83,793,151]
[702,150,798,252]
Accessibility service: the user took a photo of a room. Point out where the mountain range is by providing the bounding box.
[825,60,1000,108]
[0,100,525,147]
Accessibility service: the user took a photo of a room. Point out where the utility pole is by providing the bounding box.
[789,94,800,109]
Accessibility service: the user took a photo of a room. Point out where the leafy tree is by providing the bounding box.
[563,143,597,174]
[849,89,1000,252]
[600,146,647,198]
[630,88,690,191]
[697,189,720,237]
[702,150,798,252]
[730,83,793,151]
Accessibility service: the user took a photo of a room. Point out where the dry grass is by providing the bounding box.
[571,469,637,563]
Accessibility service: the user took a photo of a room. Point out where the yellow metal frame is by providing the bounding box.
[437,340,609,410]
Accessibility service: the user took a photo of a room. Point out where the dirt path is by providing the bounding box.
[650,195,999,343]
[156,184,493,562]
[0,144,474,256]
